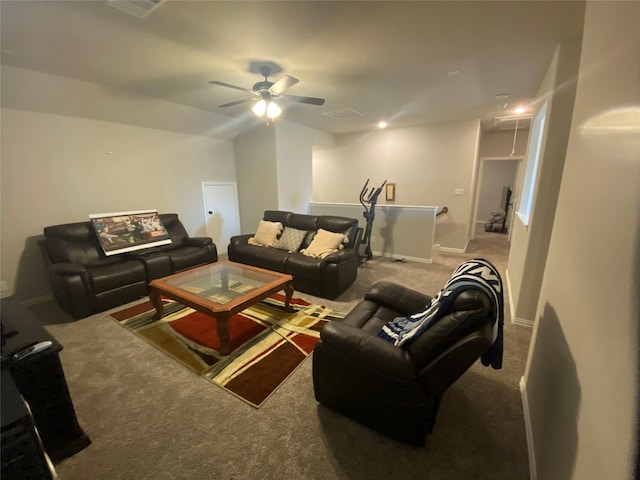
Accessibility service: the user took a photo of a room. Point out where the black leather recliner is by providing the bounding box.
[40,213,217,319]
[312,279,500,446]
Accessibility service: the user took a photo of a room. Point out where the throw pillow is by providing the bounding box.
[300,229,348,259]
[274,227,307,252]
[248,220,283,247]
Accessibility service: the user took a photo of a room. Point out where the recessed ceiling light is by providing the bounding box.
[378,121,388,129]
[515,106,526,114]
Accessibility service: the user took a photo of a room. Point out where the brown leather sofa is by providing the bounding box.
[312,279,501,446]
[40,213,217,319]
[228,210,360,299]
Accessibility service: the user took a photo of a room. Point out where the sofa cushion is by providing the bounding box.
[286,254,325,277]
[317,216,359,245]
[300,229,348,259]
[158,213,186,248]
[90,260,147,294]
[253,246,289,273]
[287,213,319,231]
[263,210,293,225]
[165,246,210,272]
[44,222,121,268]
[248,220,283,247]
[274,227,307,252]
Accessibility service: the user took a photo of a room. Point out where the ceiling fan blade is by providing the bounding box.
[209,80,253,93]
[218,98,254,108]
[269,75,299,95]
[281,95,325,106]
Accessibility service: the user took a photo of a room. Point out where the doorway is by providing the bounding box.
[201,182,241,252]
[473,157,522,239]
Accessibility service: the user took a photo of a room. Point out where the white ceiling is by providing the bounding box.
[0,0,585,135]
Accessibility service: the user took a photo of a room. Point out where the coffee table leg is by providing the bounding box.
[217,314,231,356]
[149,288,164,320]
[283,283,295,312]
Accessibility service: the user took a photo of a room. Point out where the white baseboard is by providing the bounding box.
[520,376,537,480]
[505,268,534,326]
[434,245,467,254]
[372,251,433,264]
[513,317,535,327]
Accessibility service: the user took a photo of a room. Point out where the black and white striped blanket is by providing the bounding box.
[377,258,504,369]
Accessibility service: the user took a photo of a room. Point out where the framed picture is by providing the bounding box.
[385,182,396,201]
[89,210,171,256]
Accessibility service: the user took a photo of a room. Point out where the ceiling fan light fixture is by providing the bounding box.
[266,101,282,119]
[252,99,267,117]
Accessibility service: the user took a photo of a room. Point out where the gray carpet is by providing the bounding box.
[27,227,531,480]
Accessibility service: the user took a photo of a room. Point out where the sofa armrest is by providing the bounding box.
[184,236,213,247]
[319,322,416,381]
[47,263,93,319]
[321,248,357,264]
[364,281,432,316]
[49,263,88,276]
[229,234,253,247]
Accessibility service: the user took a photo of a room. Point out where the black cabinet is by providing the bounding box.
[1,297,90,464]
[1,370,54,480]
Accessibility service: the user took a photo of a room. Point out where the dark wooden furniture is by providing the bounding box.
[1,297,90,463]
[1,370,55,480]
[149,261,294,355]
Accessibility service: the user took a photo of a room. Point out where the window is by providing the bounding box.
[517,101,548,226]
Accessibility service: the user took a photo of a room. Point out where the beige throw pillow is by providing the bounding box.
[248,220,283,247]
[300,229,348,259]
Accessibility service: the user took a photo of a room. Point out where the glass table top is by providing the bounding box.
[162,261,287,306]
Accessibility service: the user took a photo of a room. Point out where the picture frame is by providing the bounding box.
[385,182,396,201]
[89,210,171,256]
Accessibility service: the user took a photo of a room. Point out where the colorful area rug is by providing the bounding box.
[109,294,345,407]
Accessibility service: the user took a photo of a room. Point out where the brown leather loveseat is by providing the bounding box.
[40,213,217,319]
[228,210,359,299]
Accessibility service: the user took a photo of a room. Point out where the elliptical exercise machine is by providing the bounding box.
[358,178,387,263]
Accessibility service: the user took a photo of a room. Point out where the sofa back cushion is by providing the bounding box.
[158,213,187,248]
[406,290,492,368]
[263,210,293,226]
[317,216,359,247]
[44,222,118,267]
[260,210,358,250]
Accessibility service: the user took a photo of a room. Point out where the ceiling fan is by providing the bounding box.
[209,66,325,123]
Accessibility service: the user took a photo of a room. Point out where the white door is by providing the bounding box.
[202,182,241,251]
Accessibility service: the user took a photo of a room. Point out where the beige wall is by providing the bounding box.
[507,35,583,324]
[0,68,236,301]
[275,120,333,214]
[312,119,481,250]
[523,2,639,479]
[479,129,529,158]
[233,125,279,233]
[234,119,332,234]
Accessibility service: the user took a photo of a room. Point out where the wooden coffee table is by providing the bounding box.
[148,260,294,355]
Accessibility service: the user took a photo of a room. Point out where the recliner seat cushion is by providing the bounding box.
[165,246,210,272]
[286,253,325,277]
[90,260,147,293]
[251,246,289,272]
